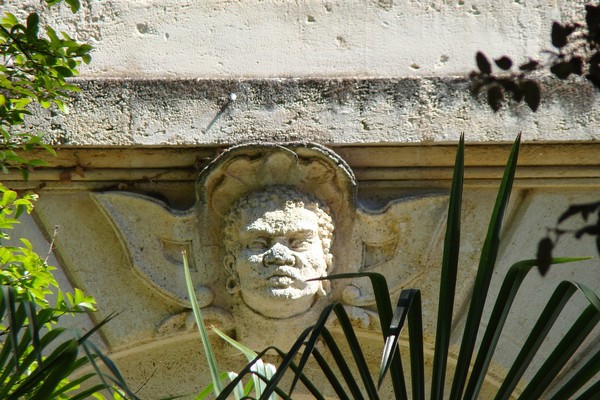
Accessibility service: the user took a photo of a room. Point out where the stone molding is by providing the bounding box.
[22,142,599,398]
[85,143,447,350]
[4,142,600,191]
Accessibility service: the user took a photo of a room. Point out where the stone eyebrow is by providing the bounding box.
[243,227,315,236]
[287,229,314,236]
[242,226,270,234]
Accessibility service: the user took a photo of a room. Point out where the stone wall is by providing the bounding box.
[2,0,600,398]
[6,0,600,144]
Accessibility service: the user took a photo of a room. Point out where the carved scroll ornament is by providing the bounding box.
[93,143,447,349]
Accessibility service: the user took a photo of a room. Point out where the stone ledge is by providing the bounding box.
[4,143,600,193]
[22,77,600,146]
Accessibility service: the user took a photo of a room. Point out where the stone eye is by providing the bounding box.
[289,237,311,250]
[248,237,269,250]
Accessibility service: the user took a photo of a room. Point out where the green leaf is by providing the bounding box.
[211,326,257,361]
[66,0,81,13]
[212,327,275,396]
[182,251,223,395]
[314,270,397,392]
[1,189,17,207]
[549,347,600,399]
[517,283,600,399]
[431,134,464,400]
[54,66,74,78]
[30,341,79,400]
[450,134,521,400]
[288,303,378,399]
[463,257,589,400]
[378,288,424,400]
[216,346,297,400]
[61,84,82,92]
[2,13,19,27]
[494,281,599,399]
[311,346,352,400]
[67,384,108,400]
[80,339,140,400]
[26,13,40,40]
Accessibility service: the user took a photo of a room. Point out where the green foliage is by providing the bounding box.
[471,3,600,112]
[0,285,139,400]
[183,252,279,400]
[0,3,138,399]
[0,184,94,315]
[0,0,91,175]
[215,136,599,399]
[0,183,139,399]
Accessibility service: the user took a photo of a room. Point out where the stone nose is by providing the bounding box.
[263,242,295,267]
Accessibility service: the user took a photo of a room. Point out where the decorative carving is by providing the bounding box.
[222,187,333,319]
[93,142,448,349]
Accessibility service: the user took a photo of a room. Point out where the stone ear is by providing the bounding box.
[224,254,240,294]
[223,254,235,275]
[226,274,240,294]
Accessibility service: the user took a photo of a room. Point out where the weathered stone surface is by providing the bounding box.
[20,142,600,398]
[2,0,599,396]
[86,143,447,351]
[0,0,587,79]
[17,78,600,146]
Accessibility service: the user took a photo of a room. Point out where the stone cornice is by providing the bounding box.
[20,77,600,147]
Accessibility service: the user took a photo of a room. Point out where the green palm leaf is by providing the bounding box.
[431,133,464,400]
[463,257,589,399]
[450,133,521,400]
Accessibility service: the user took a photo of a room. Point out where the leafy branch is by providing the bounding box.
[0,1,91,176]
[471,4,600,112]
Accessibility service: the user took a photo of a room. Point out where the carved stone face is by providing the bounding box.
[224,188,333,319]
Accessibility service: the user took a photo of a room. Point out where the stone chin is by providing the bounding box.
[240,283,322,319]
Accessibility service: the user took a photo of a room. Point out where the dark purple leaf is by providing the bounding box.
[521,80,541,111]
[591,52,600,68]
[494,56,513,70]
[498,78,523,102]
[586,5,600,38]
[586,73,600,89]
[536,237,554,276]
[558,201,600,223]
[471,80,484,96]
[550,61,573,79]
[575,225,600,239]
[551,22,575,48]
[570,57,583,75]
[519,59,540,72]
[487,85,503,112]
[476,52,492,74]
[588,52,600,83]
